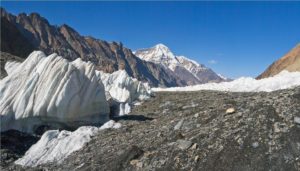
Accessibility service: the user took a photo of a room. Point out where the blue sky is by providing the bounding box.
[2,1,300,78]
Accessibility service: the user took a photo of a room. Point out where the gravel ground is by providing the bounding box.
[2,86,300,171]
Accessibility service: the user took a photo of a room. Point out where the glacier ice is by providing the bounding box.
[1,51,152,132]
[4,60,21,75]
[0,51,110,133]
[1,51,151,167]
[99,70,151,103]
[153,71,300,92]
[15,120,121,167]
[99,70,151,116]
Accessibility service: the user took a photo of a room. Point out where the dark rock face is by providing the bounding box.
[173,66,201,85]
[5,86,299,171]
[0,8,185,87]
[195,68,224,83]
[0,130,39,167]
[173,66,224,84]
[0,17,35,58]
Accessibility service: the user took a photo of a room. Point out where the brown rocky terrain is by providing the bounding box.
[257,44,300,79]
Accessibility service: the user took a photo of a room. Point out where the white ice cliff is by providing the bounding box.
[0,51,110,133]
[1,51,151,167]
[99,70,151,115]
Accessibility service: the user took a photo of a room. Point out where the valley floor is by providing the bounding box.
[2,87,300,171]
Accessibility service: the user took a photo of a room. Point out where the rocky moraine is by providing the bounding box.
[1,86,300,171]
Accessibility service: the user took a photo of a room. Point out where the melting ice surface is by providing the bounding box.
[99,70,151,116]
[15,120,121,167]
[1,51,150,167]
[1,51,151,132]
[0,51,110,132]
[153,71,300,92]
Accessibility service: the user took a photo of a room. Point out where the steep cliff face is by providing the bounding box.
[0,17,35,58]
[0,8,184,87]
[257,44,300,79]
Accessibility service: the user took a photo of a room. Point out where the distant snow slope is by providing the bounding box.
[217,73,231,81]
[153,71,300,92]
[15,120,121,167]
[0,51,110,133]
[134,44,225,85]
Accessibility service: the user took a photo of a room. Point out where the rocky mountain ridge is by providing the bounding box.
[0,8,185,87]
[257,43,300,79]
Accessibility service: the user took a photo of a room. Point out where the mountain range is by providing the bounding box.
[0,8,225,87]
[135,44,226,84]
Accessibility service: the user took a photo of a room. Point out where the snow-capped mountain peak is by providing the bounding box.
[134,44,226,85]
[134,43,178,70]
[154,43,170,51]
[152,43,176,60]
[176,55,199,66]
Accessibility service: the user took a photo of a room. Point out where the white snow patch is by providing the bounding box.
[15,120,121,167]
[152,71,300,92]
[217,73,229,81]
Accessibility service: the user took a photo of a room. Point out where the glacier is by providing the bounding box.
[0,51,151,167]
[99,70,151,115]
[4,60,21,75]
[0,51,110,133]
[15,120,121,167]
[1,51,151,133]
[153,71,300,92]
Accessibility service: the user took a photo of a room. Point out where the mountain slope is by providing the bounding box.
[0,17,35,58]
[0,8,185,87]
[134,44,224,84]
[257,43,300,79]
